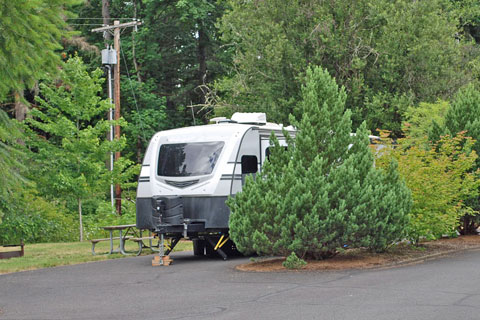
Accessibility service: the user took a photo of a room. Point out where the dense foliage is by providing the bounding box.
[72,0,230,159]
[1,0,480,247]
[377,132,480,243]
[439,85,480,233]
[26,57,138,241]
[403,100,450,146]
[443,85,480,167]
[217,0,479,135]
[228,67,411,262]
[0,111,25,226]
[0,190,76,244]
[0,0,78,99]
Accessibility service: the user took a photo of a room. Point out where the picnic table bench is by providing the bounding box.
[90,236,132,255]
[130,236,159,256]
[0,240,24,259]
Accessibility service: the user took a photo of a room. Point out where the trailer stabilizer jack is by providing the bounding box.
[152,236,181,266]
[214,235,230,251]
[164,237,181,256]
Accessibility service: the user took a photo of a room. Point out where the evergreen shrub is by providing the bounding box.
[283,252,307,269]
[227,66,411,261]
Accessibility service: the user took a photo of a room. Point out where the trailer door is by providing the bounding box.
[230,128,260,195]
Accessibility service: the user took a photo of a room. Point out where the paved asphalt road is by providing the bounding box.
[1,249,480,320]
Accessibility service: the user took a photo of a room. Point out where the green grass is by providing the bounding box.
[0,240,192,275]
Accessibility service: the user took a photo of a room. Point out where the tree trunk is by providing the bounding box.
[14,90,28,122]
[102,0,111,41]
[78,198,83,242]
[197,26,208,105]
[14,90,28,145]
[137,135,142,164]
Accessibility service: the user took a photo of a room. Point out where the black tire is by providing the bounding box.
[193,239,205,256]
[205,238,242,258]
[221,240,243,257]
[205,238,219,258]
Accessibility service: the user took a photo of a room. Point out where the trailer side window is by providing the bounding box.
[241,155,258,174]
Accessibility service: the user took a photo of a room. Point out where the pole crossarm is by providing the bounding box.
[91,21,142,33]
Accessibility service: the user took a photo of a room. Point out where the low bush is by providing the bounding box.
[0,189,76,244]
[283,252,307,269]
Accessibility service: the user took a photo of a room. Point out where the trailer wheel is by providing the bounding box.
[193,239,205,256]
[205,239,219,258]
[221,240,243,257]
[205,238,242,258]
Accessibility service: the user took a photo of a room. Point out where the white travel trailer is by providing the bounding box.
[136,113,295,259]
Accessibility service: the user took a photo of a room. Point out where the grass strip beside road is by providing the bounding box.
[0,240,192,275]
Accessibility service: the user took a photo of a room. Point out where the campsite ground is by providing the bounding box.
[2,241,480,319]
[0,240,192,274]
[2,235,480,275]
[238,235,480,272]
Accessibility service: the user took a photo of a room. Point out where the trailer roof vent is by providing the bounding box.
[210,117,238,124]
[231,112,267,125]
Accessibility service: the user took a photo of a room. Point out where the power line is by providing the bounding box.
[67,17,135,20]
[70,24,106,26]
[120,45,147,144]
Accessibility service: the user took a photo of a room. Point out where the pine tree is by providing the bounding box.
[0,0,76,99]
[444,84,480,167]
[228,66,411,262]
[0,110,25,223]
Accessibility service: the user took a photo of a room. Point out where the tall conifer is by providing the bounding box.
[228,66,411,262]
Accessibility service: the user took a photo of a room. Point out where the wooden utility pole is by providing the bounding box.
[113,20,122,215]
[92,20,142,215]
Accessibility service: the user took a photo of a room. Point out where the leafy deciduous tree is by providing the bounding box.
[441,84,480,233]
[402,100,450,148]
[377,131,480,242]
[218,0,475,135]
[27,57,137,241]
